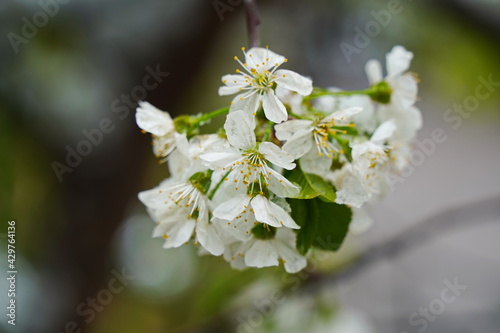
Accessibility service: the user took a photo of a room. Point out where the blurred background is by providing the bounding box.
[1,0,500,332]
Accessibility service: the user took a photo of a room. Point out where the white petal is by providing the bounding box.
[152,135,176,159]
[390,74,418,109]
[219,74,250,96]
[331,94,377,133]
[154,219,196,248]
[273,240,307,273]
[379,105,422,142]
[174,133,189,157]
[230,92,261,117]
[219,86,243,96]
[224,110,256,150]
[259,142,296,170]
[332,166,370,208]
[138,186,173,208]
[245,47,285,71]
[244,241,279,268]
[370,119,396,144]
[135,101,173,136]
[262,90,288,123]
[281,129,314,159]
[351,142,386,168]
[274,69,313,96]
[322,107,363,125]
[214,214,253,242]
[196,221,225,256]
[365,60,383,85]
[299,150,333,177]
[251,195,281,228]
[275,86,305,115]
[386,45,413,79]
[252,195,300,229]
[200,151,241,169]
[224,242,248,270]
[167,150,190,180]
[212,194,251,221]
[274,119,313,141]
[267,169,300,198]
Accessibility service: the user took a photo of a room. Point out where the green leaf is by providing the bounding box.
[312,199,352,251]
[288,197,352,254]
[285,166,336,202]
[288,199,316,255]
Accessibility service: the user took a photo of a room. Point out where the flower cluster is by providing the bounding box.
[136,46,421,273]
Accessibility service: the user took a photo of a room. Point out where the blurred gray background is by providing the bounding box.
[0,0,499,332]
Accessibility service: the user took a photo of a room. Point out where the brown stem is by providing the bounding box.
[244,0,261,48]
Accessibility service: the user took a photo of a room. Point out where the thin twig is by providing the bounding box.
[244,0,261,48]
[303,195,500,293]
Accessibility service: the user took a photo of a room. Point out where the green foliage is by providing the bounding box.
[285,165,336,202]
[289,198,352,255]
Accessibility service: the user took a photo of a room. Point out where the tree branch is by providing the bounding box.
[244,0,261,48]
[304,195,500,293]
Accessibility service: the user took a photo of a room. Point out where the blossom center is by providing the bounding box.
[224,151,271,195]
[166,184,204,220]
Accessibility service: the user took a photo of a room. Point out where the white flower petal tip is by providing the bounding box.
[386,46,414,78]
[135,101,173,137]
[371,119,396,144]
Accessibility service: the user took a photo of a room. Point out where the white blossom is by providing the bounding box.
[213,193,300,241]
[200,110,299,198]
[365,45,418,109]
[219,47,313,123]
[313,91,377,134]
[225,228,307,273]
[330,120,396,208]
[139,181,225,256]
[135,101,185,160]
[275,107,362,159]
